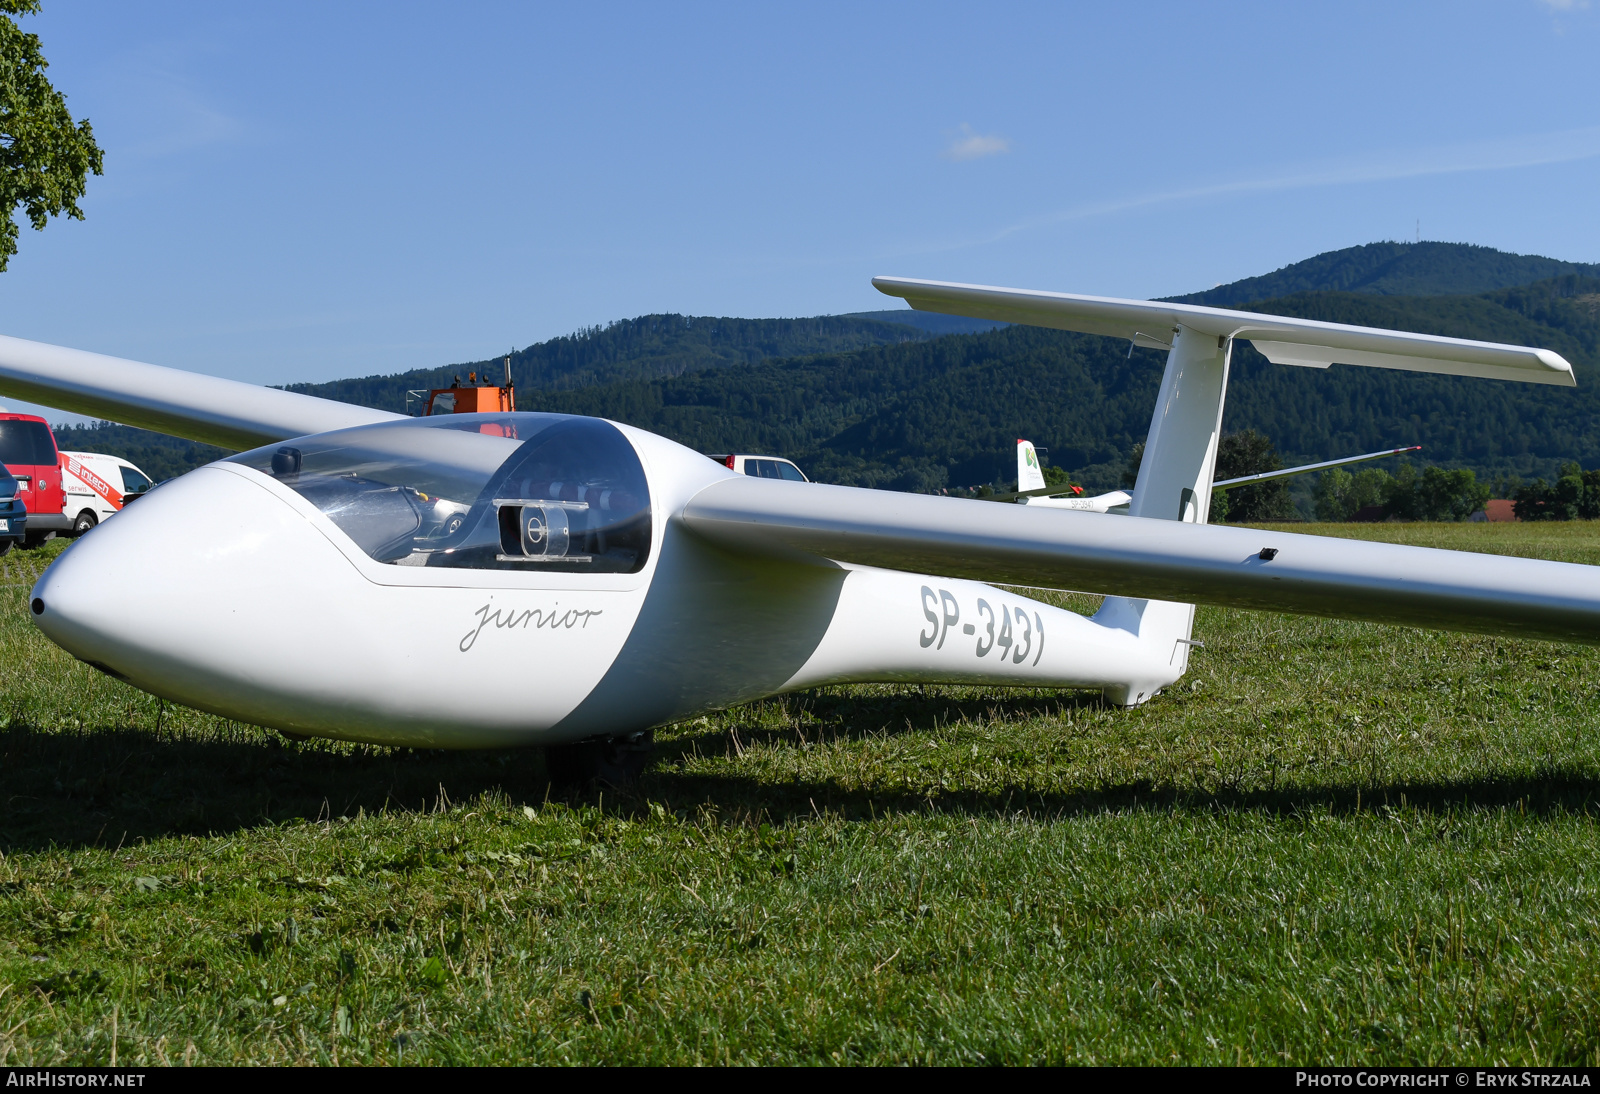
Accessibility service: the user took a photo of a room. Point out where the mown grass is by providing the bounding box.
[4,524,1600,1064]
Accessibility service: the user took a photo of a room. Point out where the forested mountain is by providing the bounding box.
[841,310,1008,336]
[501,274,1600,492]
[44,244,1600,495]
[1173,241,1600,308]
[283,314,938,412]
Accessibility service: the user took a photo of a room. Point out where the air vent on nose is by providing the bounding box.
[30,597,43,615]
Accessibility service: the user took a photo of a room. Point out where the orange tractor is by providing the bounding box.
[409,355,517,417]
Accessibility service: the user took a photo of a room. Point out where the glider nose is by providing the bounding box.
[27,471,204,676]
[29,465,352,711]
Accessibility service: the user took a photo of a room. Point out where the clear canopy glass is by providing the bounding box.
[228,413,652,573]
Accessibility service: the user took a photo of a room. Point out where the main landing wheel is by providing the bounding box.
[544,730,655,789]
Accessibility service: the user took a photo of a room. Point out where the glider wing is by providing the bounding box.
[0,333,401,450]
[681,476,1600,644]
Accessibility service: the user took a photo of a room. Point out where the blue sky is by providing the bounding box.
[1,0,1597,422]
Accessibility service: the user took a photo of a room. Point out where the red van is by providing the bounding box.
[0,412,69,544]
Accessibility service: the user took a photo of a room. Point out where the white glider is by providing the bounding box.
[0,279,1588,782]
[1004,441,1130,513]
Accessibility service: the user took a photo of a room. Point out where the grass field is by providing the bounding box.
[5,523,1600,1065]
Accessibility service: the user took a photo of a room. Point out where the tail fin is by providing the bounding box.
[1093,325,1230,701]
[1016,440,1046,494]
[1129,326,1231,523]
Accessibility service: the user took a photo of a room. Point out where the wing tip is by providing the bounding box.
[1536,348,1578,386]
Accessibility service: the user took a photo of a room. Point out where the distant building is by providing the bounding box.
[1470,499,1518,523]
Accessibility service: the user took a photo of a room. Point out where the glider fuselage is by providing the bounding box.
[28,415,1188,748]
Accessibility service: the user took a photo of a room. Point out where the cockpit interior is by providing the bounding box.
[229,413,653,573]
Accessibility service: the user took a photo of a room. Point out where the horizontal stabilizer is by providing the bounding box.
[0,334,401,449]
[872,277,1576,386]
[682,476,1600,644]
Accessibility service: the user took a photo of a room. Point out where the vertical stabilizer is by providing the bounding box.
[1016,440,1046,494]
[1129,326,1232,523]
[1092,324,1232,703]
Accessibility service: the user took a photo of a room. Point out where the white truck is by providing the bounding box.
[58,450,155,535]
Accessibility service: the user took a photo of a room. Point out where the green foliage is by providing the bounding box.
[283,315,942,412]
[1120,442,1143,488]
[0,1,102,272]
[1209,429,1295,523]
[1314,467,1395,521]
[1383,465,1492,523]
[1513,462,1600,521]
[50,422,228,483]
[10,527,1600,1062]
[1040,463,1074,487]
[1312,464,1490,523]
[839,310,1006,337]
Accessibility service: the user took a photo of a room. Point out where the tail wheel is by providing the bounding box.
[72,510,98,536]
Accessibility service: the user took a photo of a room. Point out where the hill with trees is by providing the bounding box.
[43,244,1600,503]
[509,273,1600,492]
[1172,241,1600,308]
[282,314,959,413]
[840,310,1008,336]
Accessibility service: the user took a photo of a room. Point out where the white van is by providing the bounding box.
[708,454,810,481]
[59,451,155,535]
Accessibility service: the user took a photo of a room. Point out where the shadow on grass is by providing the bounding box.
[0,686,1105,852]
[637,767,1600,826]
[5,706,1600,851]
[0,720,554,853]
